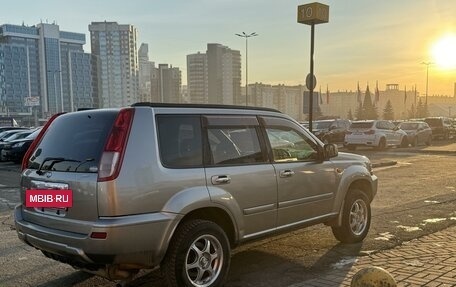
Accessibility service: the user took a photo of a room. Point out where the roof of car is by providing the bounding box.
[131,102,281,113]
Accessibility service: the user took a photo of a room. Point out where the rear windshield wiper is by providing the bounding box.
[36,157,80,175]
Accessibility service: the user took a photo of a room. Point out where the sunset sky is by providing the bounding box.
[3,0,456,96]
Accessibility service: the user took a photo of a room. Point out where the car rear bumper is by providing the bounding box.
[345,136,378,147]
[14,204,182,268]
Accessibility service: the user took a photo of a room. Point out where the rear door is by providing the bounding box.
[20,110,118,234]
[204,115,277,238]
[377,121,395,145]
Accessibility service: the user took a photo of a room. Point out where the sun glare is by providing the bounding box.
[431,34,456,69]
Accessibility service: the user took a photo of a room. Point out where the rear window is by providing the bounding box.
[349,122,373,129]
[399,123,418,130]
[424,118,442,127]
[27,110,118,173]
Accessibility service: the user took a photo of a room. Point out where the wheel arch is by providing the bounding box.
[179,207,237,247]
[327,178,374,228]
[348,179,374,202]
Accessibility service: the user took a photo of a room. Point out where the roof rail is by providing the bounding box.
[131,102,282,113]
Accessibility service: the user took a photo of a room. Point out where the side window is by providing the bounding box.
[389,121,397,130]
[266,128,318,162]
[207,127,266,165]
[156,115,203,168]
[262,117,318,162]
[376,121,387,130]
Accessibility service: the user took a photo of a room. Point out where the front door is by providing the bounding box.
[261,116,337,227]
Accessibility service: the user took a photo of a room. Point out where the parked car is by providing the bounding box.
[15,104,377,287]
[0,126,27,134]
[398,121,432,146]
[0,130,34,161]
[312,119,351,144]
[1,128,41,163]
[344,120,408,150]
[0,128,29,141]
[424,117,453,140]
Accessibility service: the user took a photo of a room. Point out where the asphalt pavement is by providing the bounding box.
[289,141,456,287]
[1,142,456,286]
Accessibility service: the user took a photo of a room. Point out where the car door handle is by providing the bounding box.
[212,175,231,185]
[280,170,295,178]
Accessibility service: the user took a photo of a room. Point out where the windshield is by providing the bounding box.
[27,110,118,173]
[314,121,332,129]
[424,118,442,127]
[25,129,42,139]
[350,122,374,129]
[3,131,31,141]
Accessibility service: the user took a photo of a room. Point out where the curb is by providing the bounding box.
[372,161,397,168]
[413,149,456,155]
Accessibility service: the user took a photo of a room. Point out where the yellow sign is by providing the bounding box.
[298,2,329,25]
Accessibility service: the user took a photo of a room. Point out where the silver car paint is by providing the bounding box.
[15,105,377,273]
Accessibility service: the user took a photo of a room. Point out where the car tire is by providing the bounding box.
[162,219,231,287]
[400,136,408,148]
[376,138,386,150]
[331,189,371,243]
[425,136,432,146]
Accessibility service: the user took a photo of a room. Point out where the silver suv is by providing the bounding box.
[15,103,377,287]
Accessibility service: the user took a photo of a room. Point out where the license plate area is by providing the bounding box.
[26,189,73,209]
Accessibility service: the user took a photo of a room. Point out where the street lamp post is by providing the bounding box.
[236,32,258,106]
[421,62,433,105]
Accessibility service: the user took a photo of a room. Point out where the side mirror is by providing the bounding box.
[324,143,338,159]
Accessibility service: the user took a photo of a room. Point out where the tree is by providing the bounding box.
[362,86,378,120]
[416,98,429,118]
[383,100,394,120]
[314,102,323,120]
[408,104,416,119]
[355,102,364,120]
[347,109,354,120]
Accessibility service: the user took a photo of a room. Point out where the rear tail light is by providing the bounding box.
[364,130,375,135]
[21,113,65,171]
[98,108,135,182]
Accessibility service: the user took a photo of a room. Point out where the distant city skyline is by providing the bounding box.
[2,0,456,96]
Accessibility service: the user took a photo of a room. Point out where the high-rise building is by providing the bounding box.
[187,52,208,104]
[138,43,154,102]
[207,43,241,104]
[0,23,97,120]
[249,83,306,121]
[89,21,139,108]
[187,44,241,105]
[151,64,182,103]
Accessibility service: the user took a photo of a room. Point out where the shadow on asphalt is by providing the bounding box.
[35,271,95,287]
[227,243,362,287]
[128,246,363,287]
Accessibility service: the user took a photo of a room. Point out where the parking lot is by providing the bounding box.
[1,142,456,286]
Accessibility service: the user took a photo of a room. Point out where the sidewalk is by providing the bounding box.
[289,225,456,287]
